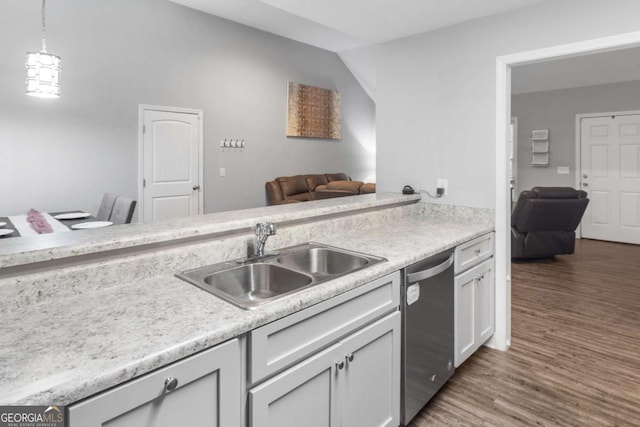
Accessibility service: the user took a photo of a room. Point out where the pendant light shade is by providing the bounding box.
[26,51,61,98]
[26,0,61,98]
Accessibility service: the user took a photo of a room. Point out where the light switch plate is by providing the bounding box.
[220,167,226,177]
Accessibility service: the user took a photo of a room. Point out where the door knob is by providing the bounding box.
[346,353,354,363]
[192,185,200,190]
[164,377,179,392]
[335,361,345,370]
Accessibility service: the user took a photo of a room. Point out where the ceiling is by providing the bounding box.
[169,0,548,52]
[168,0,640,98]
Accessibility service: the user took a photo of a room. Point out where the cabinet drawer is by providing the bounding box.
[68,338,242,427]
[249,271,400,384]
[454,232,494,274]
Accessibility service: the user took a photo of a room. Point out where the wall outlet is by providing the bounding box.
[219,167,226,177]
[437,178,448,196]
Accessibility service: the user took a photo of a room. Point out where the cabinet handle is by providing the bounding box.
[164,377,179,392]
[346,353,354,363]
[335,361,345,370]
[474,249,481,256]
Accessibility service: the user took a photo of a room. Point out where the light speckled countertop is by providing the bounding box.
[0,193,420,268]
[0,199,492,406]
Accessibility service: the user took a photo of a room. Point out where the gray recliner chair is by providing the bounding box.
[511,187,589,259]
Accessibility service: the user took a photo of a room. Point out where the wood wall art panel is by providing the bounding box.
[287,82,341,139]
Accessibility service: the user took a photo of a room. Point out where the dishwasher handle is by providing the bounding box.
[407,253,454,283]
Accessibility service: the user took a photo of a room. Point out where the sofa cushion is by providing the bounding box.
[359,183,376,194]
[286,192,312,202]
[325,173,349,182]
[324,180,363,193]
[276,175,309,196]
[304,174,329,191]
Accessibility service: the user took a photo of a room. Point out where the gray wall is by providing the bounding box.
[512,80,640,194]
[0,0,375,216]
[374,0,640,209]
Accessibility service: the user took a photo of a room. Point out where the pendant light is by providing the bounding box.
[25,0,61,98]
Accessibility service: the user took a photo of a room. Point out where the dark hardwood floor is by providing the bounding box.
[409,239,640,426]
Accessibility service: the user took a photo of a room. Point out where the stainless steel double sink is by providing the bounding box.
[176,242,386,310]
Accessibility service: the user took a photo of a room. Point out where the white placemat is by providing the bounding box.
[8,212,73,236]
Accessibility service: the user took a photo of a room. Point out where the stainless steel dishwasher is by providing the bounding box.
[401,249,455,426]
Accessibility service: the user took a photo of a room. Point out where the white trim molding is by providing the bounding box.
[491,30,640,352]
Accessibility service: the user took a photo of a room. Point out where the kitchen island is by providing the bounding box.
[0,193,493,413]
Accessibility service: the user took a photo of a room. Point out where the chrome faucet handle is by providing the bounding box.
[255,223,276,243]
[256,222,276,236]
[254,222,277,257]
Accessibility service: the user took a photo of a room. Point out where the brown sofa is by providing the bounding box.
[265,173,376,206]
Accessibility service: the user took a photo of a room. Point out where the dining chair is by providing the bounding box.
[96,193,118,221]
[110,197,137,224]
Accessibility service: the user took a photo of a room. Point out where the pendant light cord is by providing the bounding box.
[41,0,47,52]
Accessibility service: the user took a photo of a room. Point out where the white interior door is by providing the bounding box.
[580,114,640,244]
[140,108,202,222]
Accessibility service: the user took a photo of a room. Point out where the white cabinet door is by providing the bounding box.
[454,266,477,367]
[476,261,495,346]
[454,259,495,367]
[249,312,400,427]
[68,338,242,427]
[249,343,341,427]
[340,312,400,427]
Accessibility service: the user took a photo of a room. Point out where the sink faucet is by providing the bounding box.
[254,222,276,258]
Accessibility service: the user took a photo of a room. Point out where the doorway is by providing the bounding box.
[493,31,640,352]
[138,105,204,222]
[578,112,640,244]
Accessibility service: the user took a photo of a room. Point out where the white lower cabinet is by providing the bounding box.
[249,311,401,427]
[454,258,495,367]
[68,338,242,427]
[67,272,401,427]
